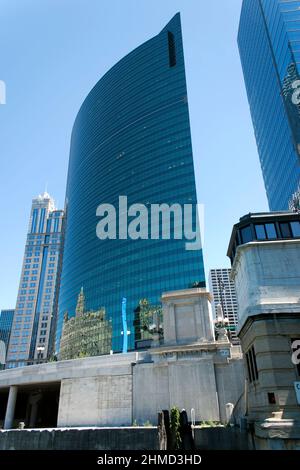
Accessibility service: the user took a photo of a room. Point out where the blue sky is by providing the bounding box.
[0,0,268,309]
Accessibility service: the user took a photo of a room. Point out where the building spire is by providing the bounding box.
[75,287,85,317]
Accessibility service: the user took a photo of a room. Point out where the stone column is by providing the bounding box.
[28,393,42,428]
[29,402,39,428]
[4,385,18,429]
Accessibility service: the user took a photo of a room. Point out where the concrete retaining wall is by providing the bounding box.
[194,426,250,450]
[58,375,132,427]
[133,358,220,424]
[0,427,159,450]
[215,359,245,423]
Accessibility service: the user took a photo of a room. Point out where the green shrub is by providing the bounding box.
[200,420,222,428]
[143,420,152,427]
[170,406,182,450]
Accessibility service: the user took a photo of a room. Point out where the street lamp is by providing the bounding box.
[217,276,231,341]
[36,346,45,362]
[217,277,226,317]
[148,310,163,347]
[214,304,229,343]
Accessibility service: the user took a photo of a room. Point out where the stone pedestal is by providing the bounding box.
[161,288,215,346]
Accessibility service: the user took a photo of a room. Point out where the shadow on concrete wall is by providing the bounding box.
[194,426,251,450]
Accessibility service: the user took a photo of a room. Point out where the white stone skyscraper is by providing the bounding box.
[209,268,239,344]
[6,193,64,368]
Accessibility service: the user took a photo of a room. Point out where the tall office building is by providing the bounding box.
[238,0,300,210]
[6,193,64,368]
[208,269,239,344]
[0,309,15,354]
[57,13,205,354]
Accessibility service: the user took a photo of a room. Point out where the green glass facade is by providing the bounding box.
[0,309,14,352]
[56,13,205,353]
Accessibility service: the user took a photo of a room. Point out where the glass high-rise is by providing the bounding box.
[238,0,300,210]
[57,13,205,353]
[208,269,239,344]
[6,193,64,368]
[0,309,15,353]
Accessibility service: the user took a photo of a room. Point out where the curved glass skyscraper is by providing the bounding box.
[238,0,300,210]
[57,13,205,353]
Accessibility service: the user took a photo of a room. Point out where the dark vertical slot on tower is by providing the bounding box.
[168,31,176,67]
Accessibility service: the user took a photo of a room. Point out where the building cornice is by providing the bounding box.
[161,288,212,302]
